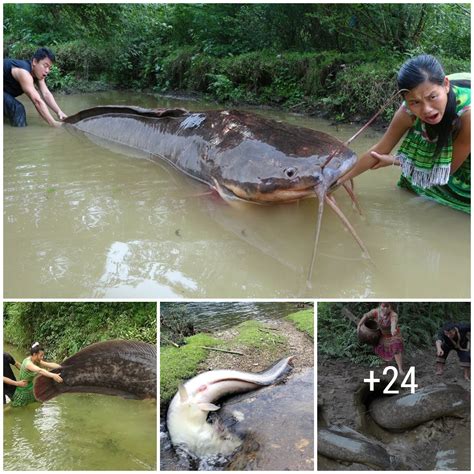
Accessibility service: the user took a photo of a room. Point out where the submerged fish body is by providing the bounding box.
[64,106,356,204]
[34,340,157,401]
[166,356,293,457]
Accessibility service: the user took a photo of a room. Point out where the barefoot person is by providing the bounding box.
[435,322,470,381]
[4,47,67,127]
[339,54,470,213]
[11,342,63,407]
[358,303,405,375]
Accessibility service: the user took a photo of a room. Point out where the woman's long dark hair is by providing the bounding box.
[397,54,458,159]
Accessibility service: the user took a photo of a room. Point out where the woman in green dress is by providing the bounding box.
[339,54,470,213]
[11,342,63,407]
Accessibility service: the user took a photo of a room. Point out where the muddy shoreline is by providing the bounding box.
[318,348,470,470]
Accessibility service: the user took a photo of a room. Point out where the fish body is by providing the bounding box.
[369,383,469,431]
[318,425,392,469]
[166,356,293,457]
[34,340,157,401]
[64,106,356,204]
[65,106,367,274]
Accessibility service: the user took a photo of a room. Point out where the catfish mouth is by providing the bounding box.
[222,177,324,203]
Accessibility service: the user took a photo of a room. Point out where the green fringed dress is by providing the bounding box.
[11,357,38,407]
[397,73,471,213]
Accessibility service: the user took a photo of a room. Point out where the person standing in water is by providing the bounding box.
[11,342,63,407]
[358,303,405,375]
[339,54,470,213]
[4,47,67,127]
[3,352,28,404]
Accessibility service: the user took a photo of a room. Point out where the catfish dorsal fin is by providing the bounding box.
[178,384,188,402]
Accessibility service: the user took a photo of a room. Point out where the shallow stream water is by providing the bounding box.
[3,343,157,470]
[4,92,469,298]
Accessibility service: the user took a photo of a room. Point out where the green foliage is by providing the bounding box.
[318,302,470,366]
[286,309,314,338]
[3,302,156,360]
[3,4,470,117]
[160,333,221,403]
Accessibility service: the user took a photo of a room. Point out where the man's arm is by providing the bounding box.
[37,79,68,120]
[11,68,62,127]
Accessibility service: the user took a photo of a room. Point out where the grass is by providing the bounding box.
[229,320,286,352]
[160,320,288,403]
[286,309,314,338]
[160,333,221,403]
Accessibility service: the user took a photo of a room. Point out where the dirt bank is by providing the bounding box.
[318,348,470,470]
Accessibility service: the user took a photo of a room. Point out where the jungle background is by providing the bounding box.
[318,302,471,366]
[3,3,471,122]
[3,302,157,360]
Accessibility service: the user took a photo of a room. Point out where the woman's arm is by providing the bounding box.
[451,110,470,173]
[26,361,63,383]
[390,312,398,336]
[338,106,414,185]
[39,360,61,370]
[358,309,376,328]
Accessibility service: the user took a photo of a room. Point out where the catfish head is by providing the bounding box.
[166,383,241,457]
[207,112,358,204]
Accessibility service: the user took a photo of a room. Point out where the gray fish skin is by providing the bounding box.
[64,106,356,204]
[369,383,469,431]
[166,356,293,457]
[318,425,392,469]
[34,340,156,401]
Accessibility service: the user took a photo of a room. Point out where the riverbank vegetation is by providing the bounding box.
[4,4,470,122]
[318,302,470,366]
[160,319,289,403]
[286,309,314,339]
[3,302,156,360]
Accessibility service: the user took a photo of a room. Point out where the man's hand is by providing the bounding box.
[16,380,28,387]
[57,111,68,121]
[437,348,444,357]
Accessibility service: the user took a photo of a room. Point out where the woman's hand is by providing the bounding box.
[52,373,63,383]
[370,151,400,169]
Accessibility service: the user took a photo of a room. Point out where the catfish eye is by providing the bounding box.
[284,167,297,178]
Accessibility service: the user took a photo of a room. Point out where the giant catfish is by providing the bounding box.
[64,106,368,279]
[34,340,156,401]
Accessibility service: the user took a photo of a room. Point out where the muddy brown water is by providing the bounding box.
[4,92,469,298]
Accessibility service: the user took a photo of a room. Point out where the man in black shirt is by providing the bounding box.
[3,352,27,404]
[4,47,67,127]
[435,322,470,381]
